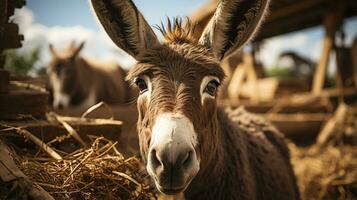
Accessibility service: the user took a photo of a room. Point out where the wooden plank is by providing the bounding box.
[0,84,48,119]
[227,63,246,100]
[6,0,25,18]
[0,69,9,93]
[312,7,344,95]
[219,99,331,114]
[295,87,357,98]
[316,103,349,146]
[353,39,357,86]
[268,0,326,21]
[0,117,123,152]
[0,139,55,200]
[245,54,260,102]
[0,0,8,54]
[3,23,23,49]
[263,113,330,142]
[220,51,243,99]
[53,104,138,155]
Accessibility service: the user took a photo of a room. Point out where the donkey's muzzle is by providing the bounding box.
[146,114,200,194]
[148,145,197,194]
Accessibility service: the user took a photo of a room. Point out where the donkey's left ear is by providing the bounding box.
[72,41,85,58]
[91,0,159,59]
[199,0,270,60]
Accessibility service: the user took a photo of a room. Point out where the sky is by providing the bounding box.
[11,0,357,72]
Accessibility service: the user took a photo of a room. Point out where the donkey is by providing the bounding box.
[278,51,316,79]
[47,41,133,109]
[91,0,300,199]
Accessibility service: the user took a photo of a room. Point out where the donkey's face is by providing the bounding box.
[47,42,84,108]
[92,0,269,195]
[127,44,225,194]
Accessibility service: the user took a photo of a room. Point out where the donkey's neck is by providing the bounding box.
[69,58,95,106]
[184,108,256,200]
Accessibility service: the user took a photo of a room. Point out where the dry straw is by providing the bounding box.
[2,137,156,200]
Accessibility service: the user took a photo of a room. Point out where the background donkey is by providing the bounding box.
[47,41,133,109]
[91,0,300,199]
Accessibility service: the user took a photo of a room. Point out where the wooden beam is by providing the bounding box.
[0,69,9,93]
[245,54,260,102]
[0,0,8,55]
[227,63,246,100]
[352,39,357,86]
[316,103,349,147]
[0,83,48,120]
[3,23,24,49]
[219,99,330,114]
[312,6,344,95]
[0,116,122,152]
[263,113,330,140]
[268,0,326,21]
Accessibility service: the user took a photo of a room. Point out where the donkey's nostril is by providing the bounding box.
[150,149,161,169]
[58,104,64,110]
[182,151,189,164]
[183,151,192,167]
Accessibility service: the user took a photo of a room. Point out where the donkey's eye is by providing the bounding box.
[204,80,219,96]
[134,78,148,94]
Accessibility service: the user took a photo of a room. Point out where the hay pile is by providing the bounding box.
[290,107,357,200]
[289,104,357,200]
[1,137,156,200]
[290,144,357,200]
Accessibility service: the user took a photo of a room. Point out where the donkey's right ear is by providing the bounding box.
[91,0,159,59]
[49,44,57,57]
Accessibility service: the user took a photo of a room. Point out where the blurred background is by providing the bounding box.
[1,0,357,199]
[6,0,357,77]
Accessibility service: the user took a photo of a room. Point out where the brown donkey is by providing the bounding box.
[47,41,132,109]
[91,0,300,199]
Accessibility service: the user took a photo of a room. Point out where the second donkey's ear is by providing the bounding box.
[199,0,270,60]
[72,41,85,58]
[91,0,159,59]
[49,43,57,57]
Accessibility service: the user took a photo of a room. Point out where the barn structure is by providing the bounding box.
[0,1,126,199]
[0,0,356,199]
[191,0,357,141]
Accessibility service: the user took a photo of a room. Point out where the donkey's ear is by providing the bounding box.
[91,0,159,59]
[49,43,57,57]
[72,41,85,58]
[199,0,270,60]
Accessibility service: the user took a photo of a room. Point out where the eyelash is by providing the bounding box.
[204,80,220,96]
[134,77,149,94]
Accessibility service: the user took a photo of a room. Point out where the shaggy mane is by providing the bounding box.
[156,17,197,44]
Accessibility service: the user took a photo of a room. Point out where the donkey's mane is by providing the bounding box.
[156,17,197,44]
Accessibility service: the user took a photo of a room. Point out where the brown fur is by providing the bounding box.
[91,0,300,199]
[126,38,300,200]
[47,42,133,108]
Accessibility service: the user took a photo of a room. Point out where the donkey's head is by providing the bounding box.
[92,0,269,195]
[47,41,85,108]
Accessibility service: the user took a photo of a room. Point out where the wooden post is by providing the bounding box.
[245,53,260,102]
[220,51,243,99]
[352,39,357,86]
[0,0,26,93]
[312,6,344,95]
[227,53,261,102]
[0,0,8,69]
[316,103,349,147]
[227,63,246,100]
[0,69,9,93]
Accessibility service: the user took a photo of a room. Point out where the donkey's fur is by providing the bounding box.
[47,42,133,108]
[91,0,300,199]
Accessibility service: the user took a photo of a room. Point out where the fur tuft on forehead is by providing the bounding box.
[126,43,225,83]
[156,17,197,45]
